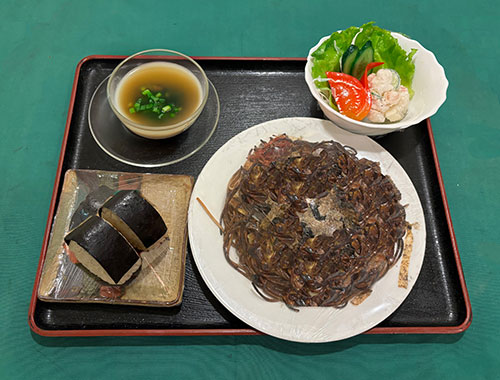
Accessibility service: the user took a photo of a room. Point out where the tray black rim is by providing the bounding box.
[28,55,472,337]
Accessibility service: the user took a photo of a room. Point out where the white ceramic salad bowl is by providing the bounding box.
[305,32,448,136]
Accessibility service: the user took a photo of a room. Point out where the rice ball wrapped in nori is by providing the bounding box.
[69,185,115,230]
[100,190,167,251]
[64,215,141,285]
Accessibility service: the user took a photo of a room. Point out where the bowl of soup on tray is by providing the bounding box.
[107,49,209,139]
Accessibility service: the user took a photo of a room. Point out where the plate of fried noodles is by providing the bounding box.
[188,117,426,342]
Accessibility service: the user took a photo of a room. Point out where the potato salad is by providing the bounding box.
[367,69,410,123]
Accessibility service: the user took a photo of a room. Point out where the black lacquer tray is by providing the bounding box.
[29,57,471,336]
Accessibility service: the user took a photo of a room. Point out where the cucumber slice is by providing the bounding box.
[387,69,401,89]
[351,41,374,79]
[341,45,359,75]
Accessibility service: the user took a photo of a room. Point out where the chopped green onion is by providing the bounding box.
[128,87,181,118]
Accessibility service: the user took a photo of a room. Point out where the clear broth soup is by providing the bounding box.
[116,61,202,126]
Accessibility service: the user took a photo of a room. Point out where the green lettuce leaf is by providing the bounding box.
[310,22,417,95]
[311,26,360,89]
[354,22,416,96]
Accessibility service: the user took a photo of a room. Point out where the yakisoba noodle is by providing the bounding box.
[221,135,409,309]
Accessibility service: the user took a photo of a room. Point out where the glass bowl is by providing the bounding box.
[107,49,209,139]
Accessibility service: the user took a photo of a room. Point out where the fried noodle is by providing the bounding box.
[221,135,408,308]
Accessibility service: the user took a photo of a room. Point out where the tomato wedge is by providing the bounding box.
[326,71,371,121]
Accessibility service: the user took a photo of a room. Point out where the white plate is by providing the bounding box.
[188,117,426,342]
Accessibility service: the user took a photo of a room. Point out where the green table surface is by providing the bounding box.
[1,0,498,378]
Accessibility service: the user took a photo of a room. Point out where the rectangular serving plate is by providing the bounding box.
[29,56,471,337]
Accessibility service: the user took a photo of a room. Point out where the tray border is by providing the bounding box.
[28,55,472,337]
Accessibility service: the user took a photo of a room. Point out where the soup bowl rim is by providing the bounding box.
[106,48,209,132]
